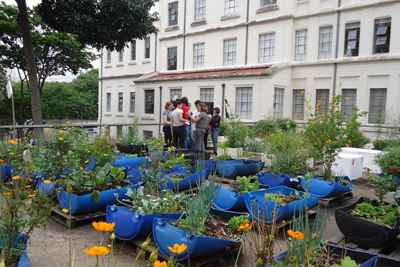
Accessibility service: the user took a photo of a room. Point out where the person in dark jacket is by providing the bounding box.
[210,107,221,155]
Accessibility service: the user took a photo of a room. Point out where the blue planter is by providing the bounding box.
[213,185,270,212]
[0,233,31,267]
[216,159,265,179]
[0,165,6,180]
[106,205,182,241]
[57,185,140,215]
[149,151,169,161]
[196,159,216,172]
[300,176,353,198]
[371,257,400,266]
[126,167,145,184]
[153,208,247,262]
[378,173,400,185]
[257,171,299,188]
[244,186,319,223]
[18,252,32,267]
[5,163,13,179]
[113,157,148,169]
[159,168,210,192]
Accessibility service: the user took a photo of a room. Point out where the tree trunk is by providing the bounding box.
[16,0,44,138]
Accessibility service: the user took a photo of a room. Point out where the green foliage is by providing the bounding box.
[224,114,247,148]
[231,176,259,195]
[331,256,358,267]
[118,118,146,145]
[214,154,232,161]
[373,139,388,150]
[345,112,371,148]
[250,119,277,138]
[368,174,399,202]
[374,146,400,177]
[351,201,399,227]
[264,192,285,205]
[228,215,248,232]
[219,119,228,136]
[38,0,157,52]
[276,118,297,132]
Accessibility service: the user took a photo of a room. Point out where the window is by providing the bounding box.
[145,37,150,59]
[170,89,182,101]
[143,130,153,141]
[145,90,155,114]
[345,22,360,57]
[374,18,391,54]
[131,41,136,61]
[273,87,284,119]
[318,26,333,59]
[368,89,387,124]
[168,2,178,26]
[168,47,177,70]
[235,87,252,119]
[223,39,237,66]
[118,92,123,112]
[195,0,206,20]
[259,33,275,63]
[193,43,205,68]
[316,89,330,115]
[200,88,214,114]
[106,93,111,112]
[261,0,276,6]
[118,51,123,62]
[117,125,123,137]
[341,89,357,122]
[225,0,238,14]
[292,90,305,120]
[130,92,135,113]
[106,50,111,64]
[295,29,307,61]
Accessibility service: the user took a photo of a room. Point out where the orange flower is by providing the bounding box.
[12,176,21,180]
[346,144,350,147]
[154,260,168,267]
[27,194,36,197]
[238,222,253,232]
[287,229,305,240]
[345,97,350,100]
[301,90,305,94]
[92,221,115,232]
[328,139,332,144]
[348,140,352,144]
[5,192,11,195]
[168,243,188,254]
[83,246,110,257]
[0,159,4,163]
[330,104,334,107]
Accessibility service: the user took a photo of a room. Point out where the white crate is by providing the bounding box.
[340,147,384,174]
[331,153,364,180]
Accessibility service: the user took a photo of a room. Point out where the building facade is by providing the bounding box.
[98,0,400,139]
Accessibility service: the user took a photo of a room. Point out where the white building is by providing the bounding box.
[98,0,400,139]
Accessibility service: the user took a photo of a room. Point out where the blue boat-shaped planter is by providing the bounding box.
[196,159,216,173]
[216,159,265,179]
[0,233,32,267]
[300,175,353,198]
[244,186,319,223]
[149,151,169,161]
[126,166,145,184]
[213,185,270,212]
[153,208,247,262]
[159,168,210,192]
[106,205,183,241]
[113,157,148,169]
[257,171,299,188]
[57,184,140,215]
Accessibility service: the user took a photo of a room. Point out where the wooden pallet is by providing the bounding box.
[49,207,106,229]
[329,233,400,261]
[116,236,241,267]
[318,191,353,207]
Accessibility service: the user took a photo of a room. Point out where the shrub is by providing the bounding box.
[276,118,297,132]
[374,146,400,177]
[373,139,388,150]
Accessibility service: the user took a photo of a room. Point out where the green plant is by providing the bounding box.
[264,192,285,205]
[345,112,371,148]
[331,256,358,267]
[250,119,277,137]
[214,154,232,161]
[118,118,146,145]
[224,114,247,148]
[219,119,228,136]
[228,215,248,232]
[373,139,388,150]
[350,201,399,227]
[374,146,400,177]
[231,176,259,195]
[368,173,398,202]
[276,118,297,132]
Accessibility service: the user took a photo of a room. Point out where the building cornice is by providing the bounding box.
[98,73,147,81]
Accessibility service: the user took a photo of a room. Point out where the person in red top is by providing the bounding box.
[181,96,192,149]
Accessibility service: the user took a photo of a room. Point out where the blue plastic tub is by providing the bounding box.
[153,208,247,262]
[159,168,210,192]
[257,171,299,188]
[0,165,6,180]
[244,186,319,223]
[4,163,13,179]
[57,184,140,215]
[126,167,145,184]
[113,157,148,169]
[216,159,265,178]
[0,233,32,267]
[213,185,270,212]
[106,205,183,241]
[196,159,216,172]
[300,175,353,198]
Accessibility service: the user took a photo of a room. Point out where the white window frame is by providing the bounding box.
[168,2,178,26]
[195,0,206,20]
[292,89,304,120]
[345,22,360,57]
[273,87,284,119]
[224,0,238,14]
[223,38,237,66]
[374,18,391,54]
[295,29,307,61]
[235,87,252,119]
[144,37,150,59]
[193,43,205,69]
[106,93,111,112]
[318,26,333,59]
[259,33,275,63]
[369,88,387,124]
[170,89,182,101]
[118,51,123,62]
[118,92,123,112]
[200,88,214,114]
[167,47,177,70]
[131,40,136,61]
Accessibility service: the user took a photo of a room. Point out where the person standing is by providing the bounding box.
[210,107,221,155]
[181,96,190,148]
[203,111,212,150]
[186,103,195,149]
[162,102,173,145]
[190,103,209,151]
[170,101,188,148]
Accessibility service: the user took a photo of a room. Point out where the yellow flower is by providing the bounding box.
[62,209,68,213]
[59,138,63,140]
[46,128,49,131]
[5,192,11,195]
[154,260,168,267]
[9,152,14,155]
[328,139,332,144]
[168,243,188,254]
[12,176,21,180]
[85,160,89,163]
[28,194,35,198]
[340,83,342,86]
[333,95,336,98]
[49,125,53,128]
[48,135,51,137]
[301,90,304,94]
[296,113,299,115]
[72,126,76,130]
[8,139,18,144]
[182,153,185,157]
[84,246,110,257]
[67,121,70,124]
[296,118,299,120]
[119,138,122,140]
[44,180,51,184]
[92,221,115,232]
[322,114,325,116]
[287,229,305,240]
[346,144,350,147]
[348,140,352,143]
[297,128,299,131]
[104,154,108,156]
[25,185,31,188]
[238,222,253,232]
[59,130,64,134]
[345,97,350,101]
[0,159,4,163]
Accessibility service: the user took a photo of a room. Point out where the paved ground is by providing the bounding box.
[27,170,378,267]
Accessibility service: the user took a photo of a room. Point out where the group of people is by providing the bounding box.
[162,97,220,154]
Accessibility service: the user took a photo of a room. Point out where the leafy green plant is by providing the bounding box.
[374,147,400,177]
[214,154,232,161]
[368,174,399,202]
[231,176,259,194]
[350,201,399,227]
[373,139,387,150]
[250,119,277,138]
[117,118,146,145]
[276,118,296,132]
[264,192,285,205]
[331,256,358,267]
[228,215,248,232]
[224,114,247,148]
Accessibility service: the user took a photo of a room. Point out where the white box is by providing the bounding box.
[340,147,384,174]
[331,153,364,180]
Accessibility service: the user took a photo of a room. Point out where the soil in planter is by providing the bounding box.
[168,173,188,183]
[264,192,301,205]
[352,177,372,187]
[348,200,400,228]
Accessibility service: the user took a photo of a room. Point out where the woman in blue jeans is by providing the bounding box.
[210,107,221,155]
[190,103,209,151]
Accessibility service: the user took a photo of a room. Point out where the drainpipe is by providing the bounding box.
[99,48,103,125]
[332,0,341,96]
[244,0,250,65]
[182,0,187,69]
[221,83,226,119]
[159,86,163,135]
[154,31,158,72]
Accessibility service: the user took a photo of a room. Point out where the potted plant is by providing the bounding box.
[374,146,400,179]
[372,139,387,150]
[116,119,148,154]
[223,114,247,158]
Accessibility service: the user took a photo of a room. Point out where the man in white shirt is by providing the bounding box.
[191,100,201,132]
